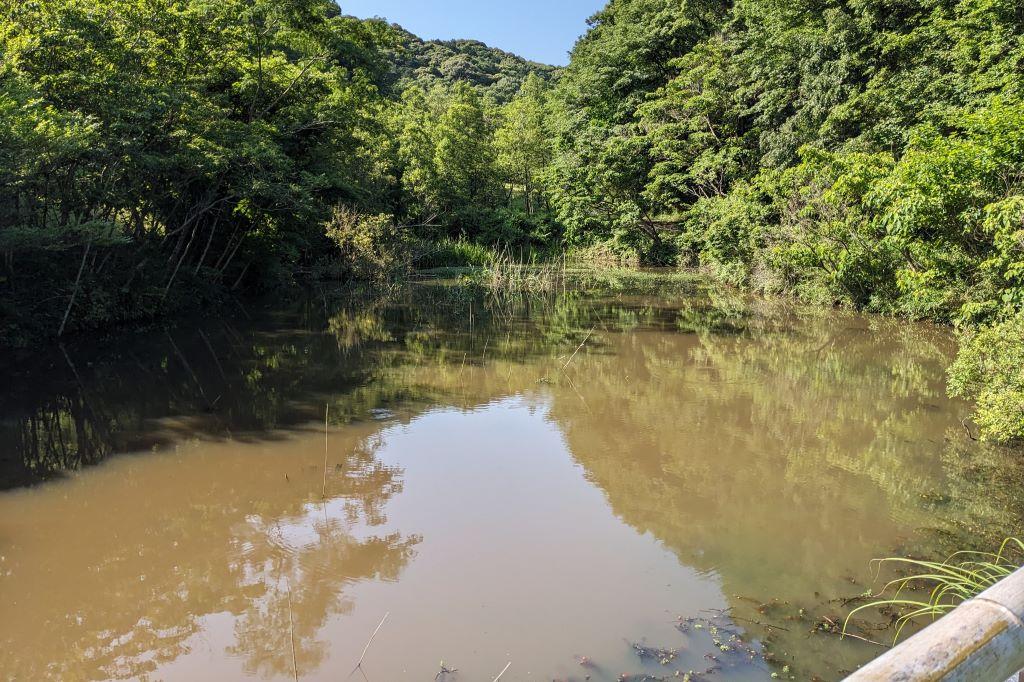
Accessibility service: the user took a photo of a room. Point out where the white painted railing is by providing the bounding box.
[845,567,1024,681]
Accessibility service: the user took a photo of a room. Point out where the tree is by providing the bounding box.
[0,0,386,338]
[495,74,552,214]
[432,84,500,229]
[547,0,728,261]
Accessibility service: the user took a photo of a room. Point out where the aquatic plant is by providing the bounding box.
[483,248,566,293]
[844,538,1024,644]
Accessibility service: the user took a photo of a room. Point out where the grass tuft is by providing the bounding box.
[844,538,1024,644]
[413,238,496,269]
[483,248,566,293]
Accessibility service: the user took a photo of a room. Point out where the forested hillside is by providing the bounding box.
[1,0,1022,443]
[374,23,558,103]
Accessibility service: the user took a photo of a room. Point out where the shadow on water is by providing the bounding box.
[0,280,704,489]
[0,285,476,488]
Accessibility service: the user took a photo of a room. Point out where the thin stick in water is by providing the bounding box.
[562,328,595,370]
[287,587,299,682]
[493,662,512,681]
[349,612,390,677]
[836,629,889,648]
[323,404,329,499]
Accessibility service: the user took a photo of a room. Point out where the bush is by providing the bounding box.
[323,207,410,282]
[484,209,562,248]
[567,240,641,268]
[949,314,1024,443]
[678,184,768,287]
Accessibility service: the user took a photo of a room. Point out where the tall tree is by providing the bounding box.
[495,74,552,214]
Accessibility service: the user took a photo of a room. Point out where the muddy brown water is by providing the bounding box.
[1,279,1021,681]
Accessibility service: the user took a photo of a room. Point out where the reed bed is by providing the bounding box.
[483,248,568,294]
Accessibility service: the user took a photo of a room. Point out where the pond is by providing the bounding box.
[1,276,1021,681]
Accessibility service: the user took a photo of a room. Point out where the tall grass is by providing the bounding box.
[565,241,641,269]
[412,238,496,269]
[844,538,1024,644]
[411,238,707,298]
[483,248,567,294]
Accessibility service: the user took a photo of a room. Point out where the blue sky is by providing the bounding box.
[337,1,606,66]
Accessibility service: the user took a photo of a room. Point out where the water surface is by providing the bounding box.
[1,279,1021,681]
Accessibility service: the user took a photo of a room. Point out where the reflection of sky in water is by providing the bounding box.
[309,399,744,681]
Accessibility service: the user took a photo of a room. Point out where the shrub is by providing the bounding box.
[948,314,1024,443]
[324,207,410,282]
[679,184,768,287]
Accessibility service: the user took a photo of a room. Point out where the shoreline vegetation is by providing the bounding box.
[844,538,1024,646]
[2,0,1023,446]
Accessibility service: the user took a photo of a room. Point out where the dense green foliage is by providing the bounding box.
[0,0,555,341]
[950,315,1024,442]
[548,0,1024,308]
[544,0,1024,442]
[375,23,557,104]
[1,0,390,339]
[1,0,1021,441]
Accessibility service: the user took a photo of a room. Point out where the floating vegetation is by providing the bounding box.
[676,617,761,660]
[629,641,679,665]
[434,660,458,679]
[607,610,785,682]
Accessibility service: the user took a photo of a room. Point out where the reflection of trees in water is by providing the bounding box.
[5,282,1015,555]
[2,429,419,681]
[357,286,1022,561]
[227,525,415,680]
[0,287,472,487]
[6,282,1021,680]
[533,300,1024,678]
[13,392,115,479]
[0,284,639,487]
[358,286,1024,678]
